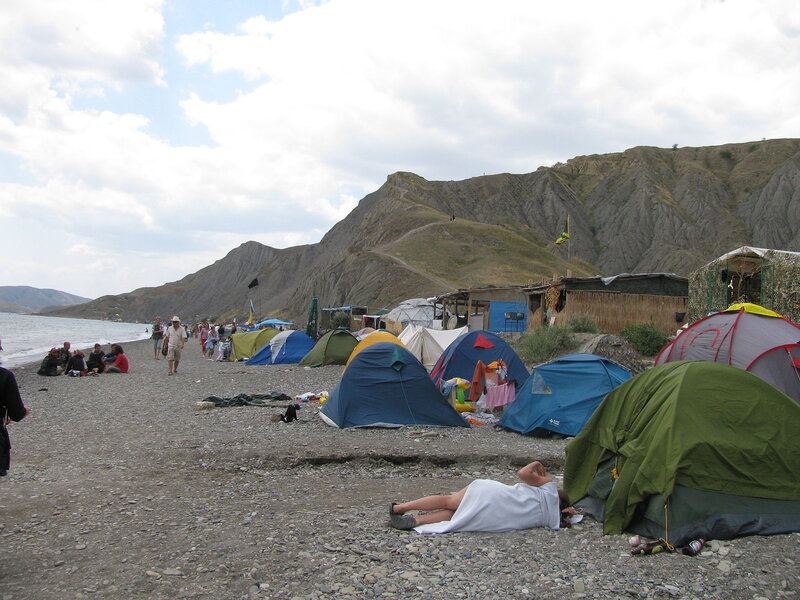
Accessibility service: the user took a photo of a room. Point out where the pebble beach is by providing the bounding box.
[1,338,798,600]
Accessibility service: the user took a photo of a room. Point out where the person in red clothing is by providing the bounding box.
[104,344,129,374]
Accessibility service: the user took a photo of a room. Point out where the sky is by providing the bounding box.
[1,0,799,299]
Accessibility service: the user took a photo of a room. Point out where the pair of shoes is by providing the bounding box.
[389,513,416,530]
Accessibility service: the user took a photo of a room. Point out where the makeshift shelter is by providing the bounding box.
[498,354,632,437]
[320,342,469,428]
[688,246,800,323]
[230,328,279,360]
[525,273,688,335]
[345,331,405,368]
[564,361,800,546]
[247,330,315,365]
[655,303,800,402]
[384,298,436,332]
[434,286,528,332]
[430,331,528,388]
[399,325,468,371]
[298,329,358,367]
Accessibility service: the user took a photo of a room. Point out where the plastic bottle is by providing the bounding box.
[681,538,706,556]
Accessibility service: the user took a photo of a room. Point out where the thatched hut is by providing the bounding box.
[525,273,688,335]
[688,246,800,323]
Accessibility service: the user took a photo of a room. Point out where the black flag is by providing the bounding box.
[248,278,259,289]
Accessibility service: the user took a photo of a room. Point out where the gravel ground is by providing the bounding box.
[1,338,798,600]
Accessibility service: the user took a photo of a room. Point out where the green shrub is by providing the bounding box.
[618,323,668,357]
[565,315,600,333]
[514,326,578,364]
[330,310,351,329]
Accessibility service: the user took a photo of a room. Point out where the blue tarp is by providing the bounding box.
[255,318,294,327]
[321,342,468,428]
[488,301,527,332]
[430,330,529,388]
[499,353,631,436]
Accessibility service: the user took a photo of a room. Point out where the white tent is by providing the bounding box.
[400,325,468,371]
[385,298,436,331]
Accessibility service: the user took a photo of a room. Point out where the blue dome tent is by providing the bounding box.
[430,330,528,387]
[499,353,631,437]
[247,330,315,365]
[321,342,469,428]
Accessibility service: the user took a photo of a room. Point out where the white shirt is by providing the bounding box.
[164,325,186,348]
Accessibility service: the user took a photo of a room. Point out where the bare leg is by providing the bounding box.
[413,509,455,526]
[392,486,468,515]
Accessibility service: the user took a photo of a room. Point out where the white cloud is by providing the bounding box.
[1,0,800,298]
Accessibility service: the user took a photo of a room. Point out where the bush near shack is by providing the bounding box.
[513,315,601,364]
[618,323,668,357]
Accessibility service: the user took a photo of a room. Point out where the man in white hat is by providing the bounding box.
[163,316,186,375]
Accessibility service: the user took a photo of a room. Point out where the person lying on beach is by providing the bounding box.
[388,461,572,534]
[104,344,129,374]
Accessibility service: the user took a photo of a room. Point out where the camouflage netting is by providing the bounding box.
[577,334,647,374]
[688,250,800,323]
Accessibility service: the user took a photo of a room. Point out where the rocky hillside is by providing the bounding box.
[0,286,91,312]
[48,139,800,323]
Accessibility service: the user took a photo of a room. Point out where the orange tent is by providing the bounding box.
[344,331,406,369]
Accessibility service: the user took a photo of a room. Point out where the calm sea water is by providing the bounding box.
[0,312,151,368]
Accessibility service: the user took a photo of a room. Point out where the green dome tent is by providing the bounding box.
[299,329,358,367]
[564,361,800,546]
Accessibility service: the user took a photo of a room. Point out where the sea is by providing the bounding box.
[0,312,152,369]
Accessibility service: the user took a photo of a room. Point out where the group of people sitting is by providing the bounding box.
[37,341,128,376]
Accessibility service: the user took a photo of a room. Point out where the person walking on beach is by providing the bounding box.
[388,461,571,533]
[199,321,209,356]
[164,317,186,375]
[1,366,29,477]
[151,317,164,360]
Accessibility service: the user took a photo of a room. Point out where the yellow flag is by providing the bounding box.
[555,215,570,244]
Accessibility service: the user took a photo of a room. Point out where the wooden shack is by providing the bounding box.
[319,305,369,331]
[525,273,688,335]
[688,246,800,323]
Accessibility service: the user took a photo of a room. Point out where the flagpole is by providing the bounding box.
[567,214,571,260]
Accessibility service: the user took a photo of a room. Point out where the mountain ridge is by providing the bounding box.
[0,286,91,313]
[46,138,800,323]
